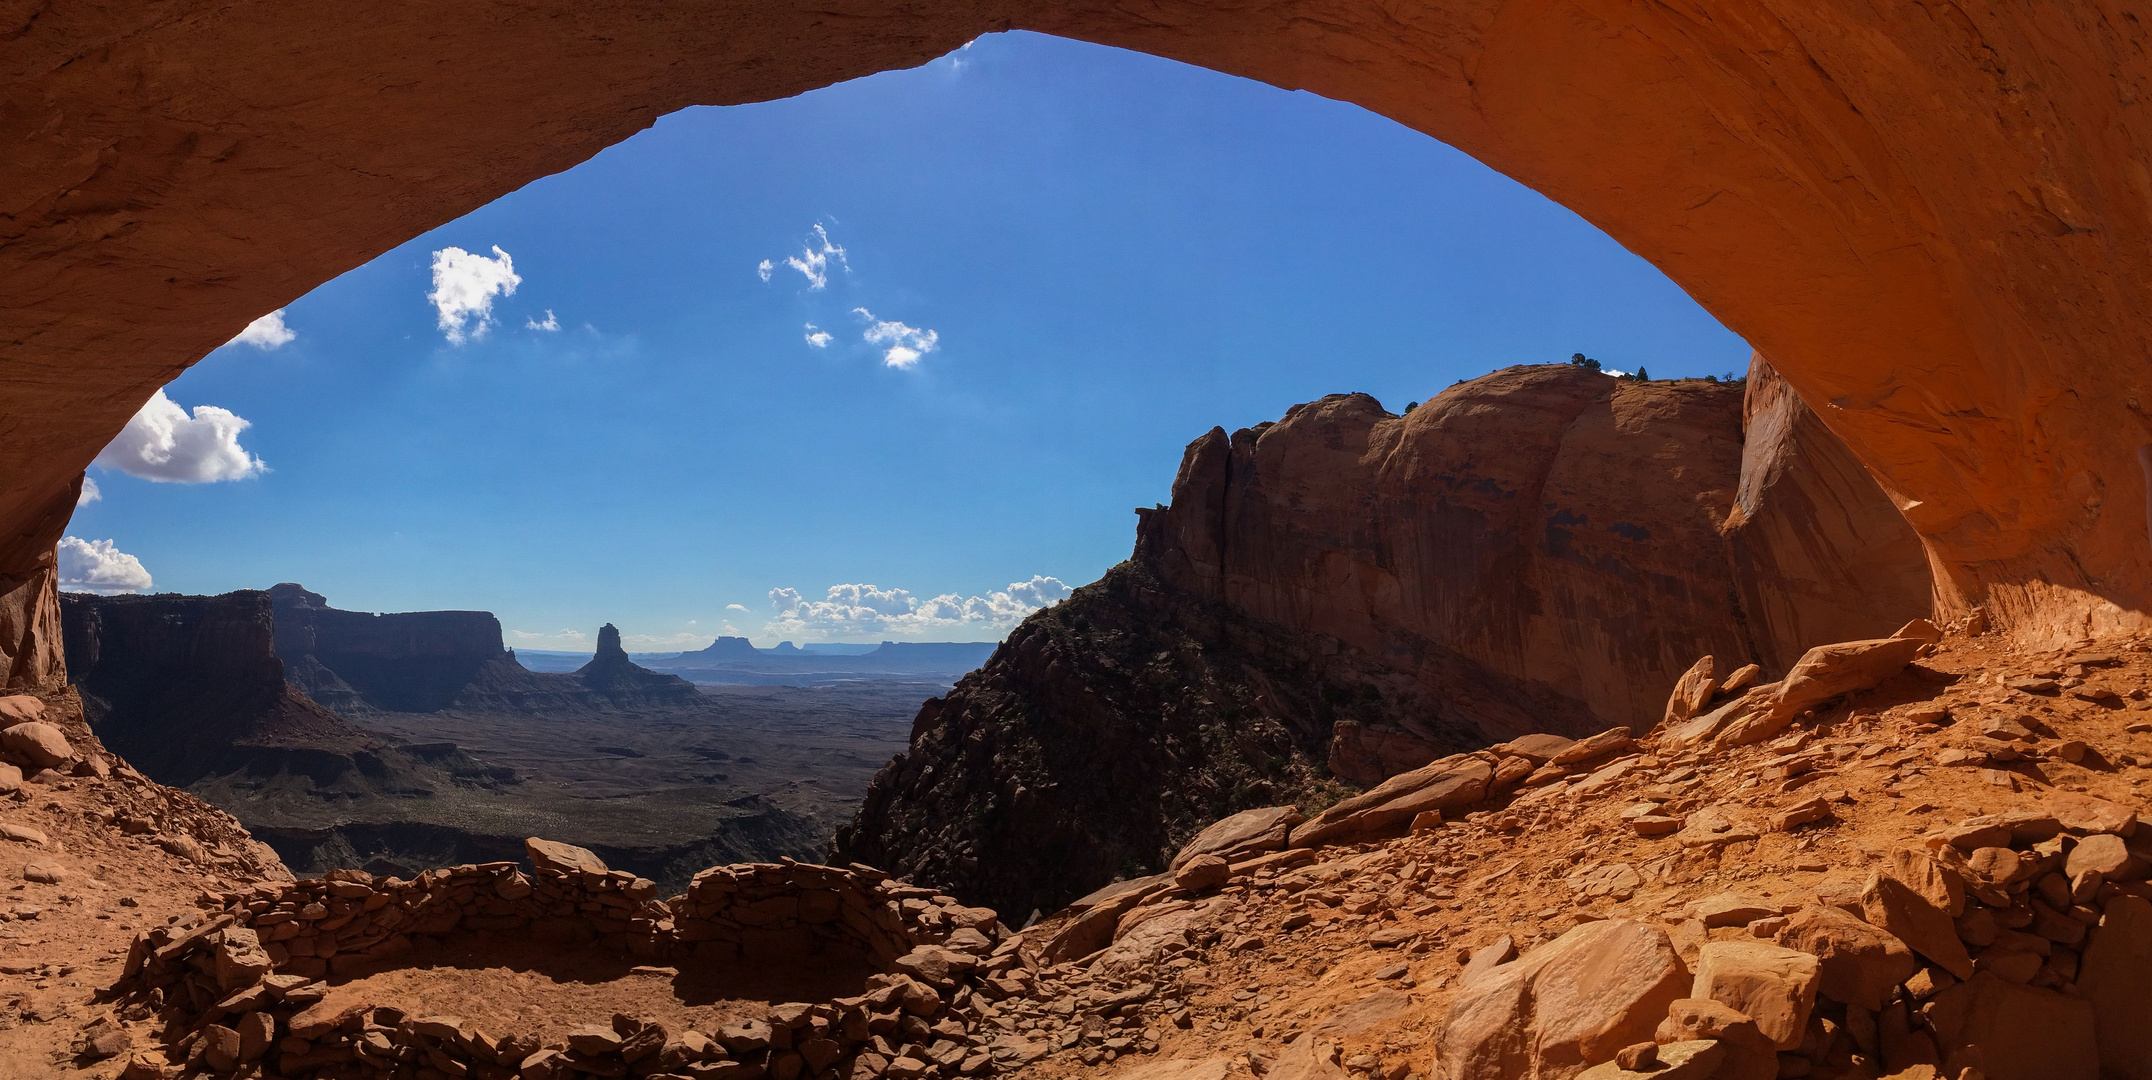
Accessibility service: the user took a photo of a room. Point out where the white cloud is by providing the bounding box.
[781,225,848,290]
[94,389,267,483]
[853,308,939,369]
[757,259,774,283]
[77,476,100,507]
[57,537,153,595]
[804,323,833,348]
[526,309,560,332]
[429,245,521,345]
[508,628,589,650]
[764,576,1071,640]
[229,310,296,350]
[725,603,748,612]
[622,631,711,649]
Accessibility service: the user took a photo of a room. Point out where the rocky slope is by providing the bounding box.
[9,617,2152,1080]
[836,364,1931,918]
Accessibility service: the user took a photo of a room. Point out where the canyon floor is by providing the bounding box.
[193,682,927,890]
[2,619,2147,1078]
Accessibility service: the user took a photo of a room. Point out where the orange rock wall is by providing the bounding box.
[7,1,2150,687]
[1725,353,1937,672]
[1143,366,1930,735]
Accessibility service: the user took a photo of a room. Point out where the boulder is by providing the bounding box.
[1575,1040,1722,1080]
[1550,728,1636,768]
[1169,807,1303,870]
[1925,973,2097,1080]
[1171,854,1230,893]
[1662,687,1776,750]
[1674,805,1760,849]
[1885,846,1967,917]
[891,945,977,988]
[1713,637,1925,748]
[0,764,20,795]
[1892,618,1943,643]
[1493,733,1576,764]
[1861,872,1972,979]
[1688,891,1778,929]
[525,837,607,876]
[0,696,44,724]
[2065,833,2141,880]
[1716,664,1761,696]
[1661,656,1718,730]
[1653,998,1775,1079]
[0,722,72,768]
[1772,904,1918,1011]
[2076,893,2152,1079]
[2046,793,2137,837]
[1689,941,1820,1050]
[1434,920,1688,1080]
[1291,756,1493,848]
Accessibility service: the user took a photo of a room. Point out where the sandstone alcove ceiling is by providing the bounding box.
[8,1,2152,688]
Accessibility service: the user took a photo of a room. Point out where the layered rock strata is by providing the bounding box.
[268,584,686,714]
[838,366,1930,917]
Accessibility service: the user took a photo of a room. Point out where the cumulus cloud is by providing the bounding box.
[757,259,774,283]
[229,310,296,350]
[94,390,268,483]
[57,537,153,595]
[429,245,521,344]
[77,476,100,507]
[764,576,1071,639]
[804,323,833,348]
[725,603,748,612]
[853,308,939,369]
[779,225,847,290]
[526,309,560,332]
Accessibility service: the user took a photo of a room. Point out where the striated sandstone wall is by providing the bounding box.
[837,369,1934,916]
[1142,369,1755,734]
[1725,354,1938,672]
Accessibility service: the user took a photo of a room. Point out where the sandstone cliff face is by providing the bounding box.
[1143,367,1759,737]
[1724,354,1937,673]
[838,366,1933,916]
[267,584,680,714]
[60,590,376,784]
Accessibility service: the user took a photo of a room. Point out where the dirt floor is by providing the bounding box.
[316,935,884,1043]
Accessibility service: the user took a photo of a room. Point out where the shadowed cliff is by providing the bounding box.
[835,362,1934,917]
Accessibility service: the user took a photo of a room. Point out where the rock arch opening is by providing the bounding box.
[8,1,2152,692]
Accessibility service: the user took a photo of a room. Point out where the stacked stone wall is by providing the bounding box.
[107,840,1029,1080]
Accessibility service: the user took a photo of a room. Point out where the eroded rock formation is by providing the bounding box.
[837,367,1932,916]
[573,622,701,707]
[59,589,372,785]
[270,584,692,713]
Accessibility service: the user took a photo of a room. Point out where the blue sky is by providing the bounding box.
[62,32,1748,650]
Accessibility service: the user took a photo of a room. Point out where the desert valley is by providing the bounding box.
[8,5,2152,1080]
